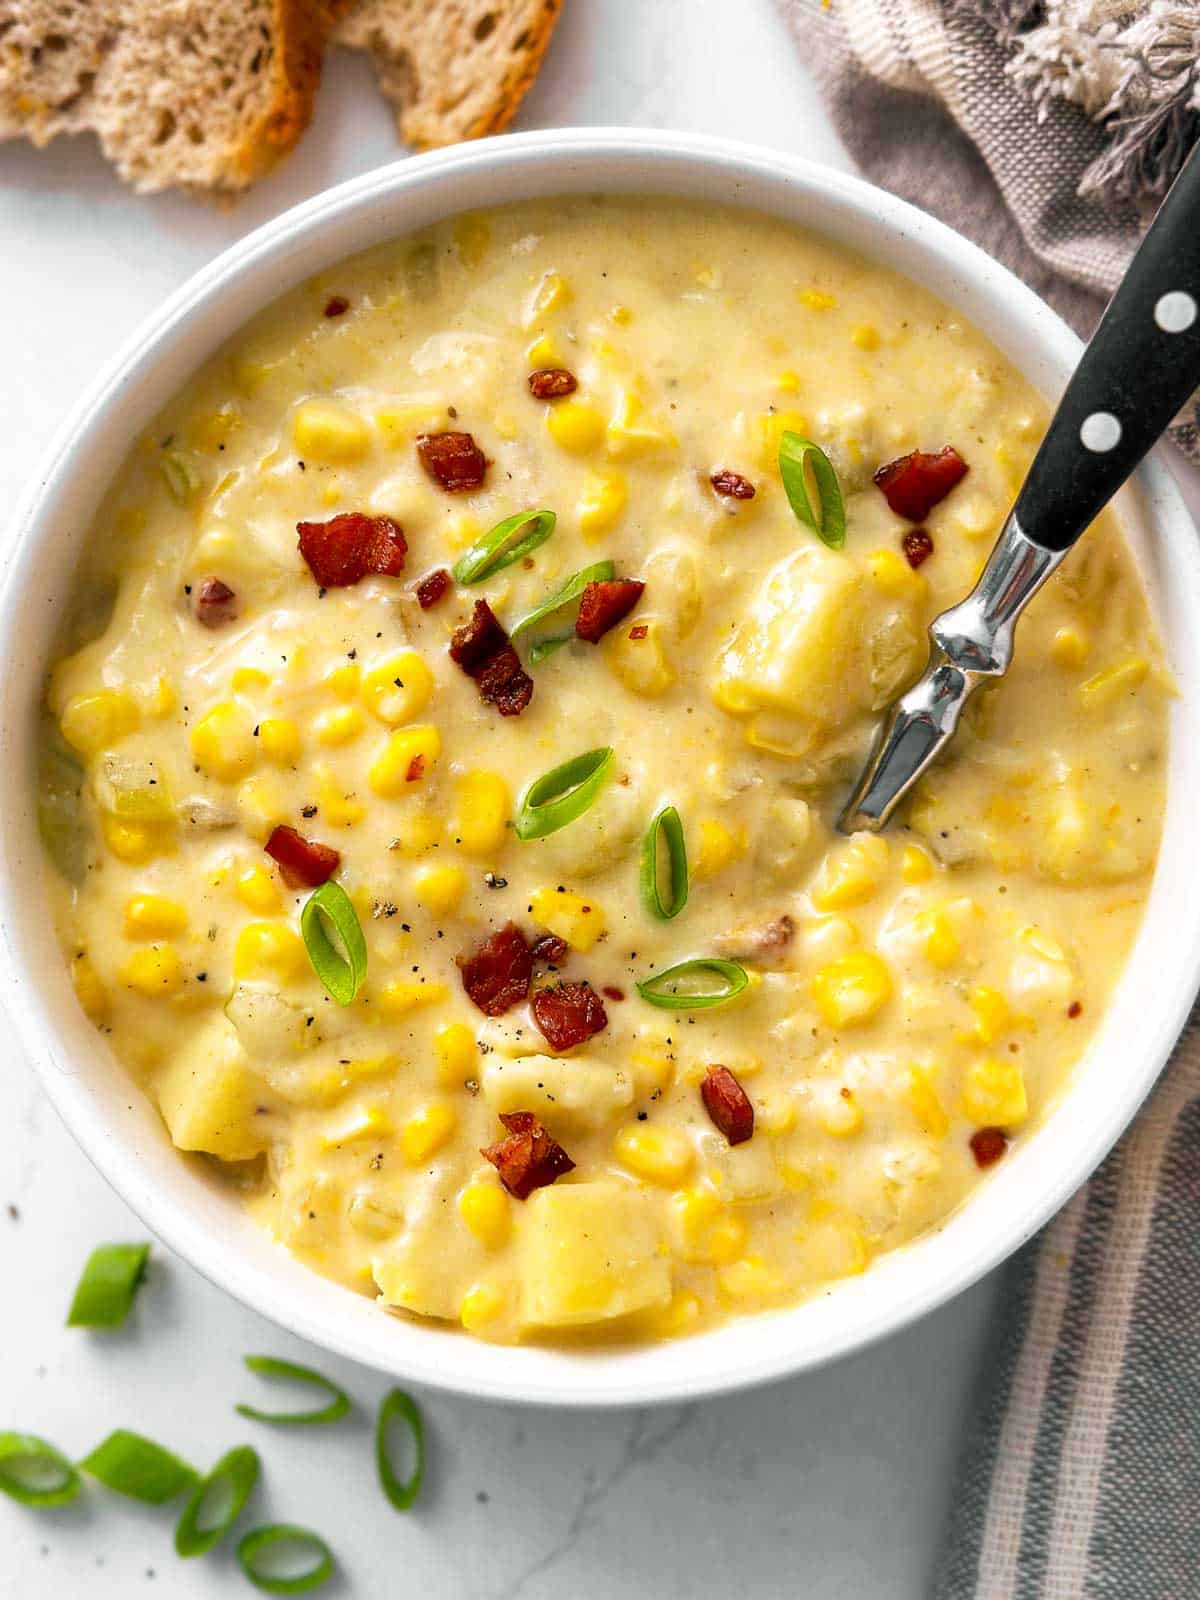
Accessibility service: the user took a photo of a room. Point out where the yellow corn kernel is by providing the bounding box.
[810,834,889,911]
[755,1090,796,1135]
[320,1103,393,1150]
[123,893,187,940]
[412,863,467,915]
[963,1057,1028,1128]
[60,690,139,756]
[906,1068,949,1139]
[434,1022,477,1089]
[866,546,926,598]
[1021,925,1067,964]
[1079,655,1149,711]
[188,406,242,454]
[921,907,961,970]
[799,287,837,310]
[454,213,491,267]
[376,979,448,1020]
[775,369,801,392]
[1050,625,1090,668]
[387,810,441,856]
[233,921,307,982]
[460,1281,506,1334]
[577,471,628,542]
[235,865,282,915]
[631,1046,675,1099]
[692,817,746,880]
[525,331,561,367]
[401,1101,457,1165]
[292,399,370,463]
[851,323,881,350]
[258,717,301,766]
[605,390,678,459]
[235,776,287,842]
[811,950,893,1029]
[820,1088,864,1137]
[368,726,440,798]
[191,702,257,784]
[361,651,434,726]
[528,887,606,953]
[232,666,270,695]
[141,676,176,718]
[101,816,174,865]
[756,409,810,471]
[524,270,572,328]
[458,1182,511,1248]
[613,1124,694,1186]
[644,1290,702,1338]
[546,398,606,454]
[324,661,361,701]
[718,1255,782,1301]
[605,617,676,698]
[669,1187,746,1264]
[119,943,184,997]
[303,1055,398,1107]
[311,767,364,829]
[453,770,510,857]
[901,845,934,884]
[968,985,1011,1045]
[313,705,366,747]
[71,953,109,1022]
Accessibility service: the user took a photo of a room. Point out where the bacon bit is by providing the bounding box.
[902,528,934,569]
[576,579,646,644]
[415,568,452,609]
[458,922,533,1016]
[194,577,239,628]
[264,824,340,889]
[449,599,534,717]
[713,914,794,968]
[416,430,488,492]
[296,513,407,588]
[969,1127,1009,1169]
[874,446,968,521]
[531,934,570,967]
[601,985,625,1002]
[323,294,350,318]
[628,623,649,641]
[482,1111,575,1199]
[710,469,756,500]
[701,1064,755,1145]
[1068,1000,1083,1019]
[531,981,609,1051]
[405,755,426,783]
[528,368,578,400]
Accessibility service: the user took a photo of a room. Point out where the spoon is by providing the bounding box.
[839,142,1200,835]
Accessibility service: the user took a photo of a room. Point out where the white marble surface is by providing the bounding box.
[1,3,1196,1596]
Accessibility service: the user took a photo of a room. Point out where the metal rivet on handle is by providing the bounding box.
[1154,291,1197,334]
[1080,412,1122,453]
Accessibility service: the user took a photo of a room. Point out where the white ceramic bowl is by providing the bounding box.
[3,130,1198,1408]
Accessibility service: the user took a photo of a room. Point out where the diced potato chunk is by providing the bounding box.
[517,1181,671,1329]
[155,1019,269,1161]
[481,1053,633,1129]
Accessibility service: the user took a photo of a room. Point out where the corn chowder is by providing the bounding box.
[40,198,1169,1347]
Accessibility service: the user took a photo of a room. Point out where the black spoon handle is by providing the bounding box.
[1013,142,1200,554]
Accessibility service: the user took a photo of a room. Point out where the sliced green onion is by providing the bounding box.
[67,1241,150,1328]
[453,509,556,585]
[779,432,846,549]
[514,747,614,841]
[641,805,689,920]
[175,1445,260,1557]
[511,559,615,662]
[636,957,749,1011]
[300,881,367,1006]
[159,448,201,507]
[80,1429,197,1504]
[376,1389,424,1512]
[0,1433,82,1508]
[235,1356,352,1427]
[237,1524,334,1594]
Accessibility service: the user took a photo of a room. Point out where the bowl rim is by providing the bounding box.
[4,127,1198,1408]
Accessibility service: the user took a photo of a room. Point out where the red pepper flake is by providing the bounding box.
[531,933,570,967]
[701,1064,755,1146]
[874,446,968,521]
[194,576,239,628]
[531,981,609,1052]
[458,922,533,1016]
[416,430,489,492]
[710,469,756,500]
[449,599,534,717]
[628,623,649,641]
[601,985,625,1002]
[1068,1000,1083,1019]
[576,579,645,644]
[296,513,407,588]
[969,1127,1009,1168]
[902,528,934,569]
[482,1110,575,1199]
[415,568,452,609]
[405,755,425,783]
[323,295,350,318]
[528,368,578,400]
[264,824,340,889]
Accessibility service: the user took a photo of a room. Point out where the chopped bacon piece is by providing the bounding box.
[575,579,646,644]
[323,295,350,318]
[714,914,794,968]
[528,368,578,400]
[701,1064,755,1146]
[264,824,340,889]
[531,981,608,1052]
[297,513,407,588]
[1068,1000,1083,1019]
[874,447,968,521]
[459,922,533,1016]
[416,430,488,492]
[601,985,625,1002]
[415,568,452,609]
[710,469,756,500]
[628,623,649,641]
[969,1127,1009,1169]
[482,1111,575,1200]
[194,577,239,628]
[531,934,570,967]
[902,529,934,569]
[449,600,534,717]
[405,755,425,783]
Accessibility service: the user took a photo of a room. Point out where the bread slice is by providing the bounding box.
[0,0,344,194]
[335,0,562,150]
